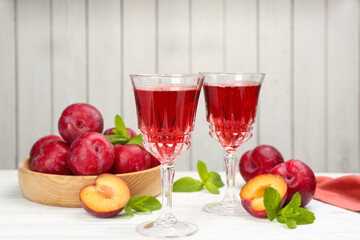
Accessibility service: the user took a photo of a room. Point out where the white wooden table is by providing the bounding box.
[0,171,359,240]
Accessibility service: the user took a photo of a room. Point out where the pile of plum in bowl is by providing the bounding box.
[18,103,161,208]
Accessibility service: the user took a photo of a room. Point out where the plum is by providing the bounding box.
[68,132,114,175]
[58,103,104,144]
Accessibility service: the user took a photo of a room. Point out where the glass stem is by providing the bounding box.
[220,151,239,206]
[156,163,177,227]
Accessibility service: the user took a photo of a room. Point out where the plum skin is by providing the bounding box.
[30,139,71,175]
[68,132,115,175]
[240,145,284,182]
[111,144,150,174]
[29,135,63,160]
[80,198,124,218]
[58,103,104,144]
[270,159,316,207]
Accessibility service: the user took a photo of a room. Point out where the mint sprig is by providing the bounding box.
[173,160,224,194]
[263,187,315,229]
[126,134,143,147]
[124,195,162,217]
[105,114,143,146]
[263,187,282,221]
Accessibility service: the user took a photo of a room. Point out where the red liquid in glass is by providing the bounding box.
[204,81,261,151]
[134,85,201,163]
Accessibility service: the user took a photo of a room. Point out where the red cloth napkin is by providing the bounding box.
[314,175,360,211]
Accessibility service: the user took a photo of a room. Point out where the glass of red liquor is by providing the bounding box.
[201,72,264,216]
[130,73,204,238]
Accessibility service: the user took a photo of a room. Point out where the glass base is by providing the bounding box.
[136,220,198,238]
[203,201,247,216]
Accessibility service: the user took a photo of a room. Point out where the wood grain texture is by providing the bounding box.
[327,0,360,172]
[158,0,191,170]
[258,0,292,159]
[2,170,360,239]
[88,0,122,129]
[0,0,16,169]
[17,0,52,161]
[52,0,87,133]
[18,158,161,207]
[293,0,326,172]
[225,0,259,158]
[191,0,225,171]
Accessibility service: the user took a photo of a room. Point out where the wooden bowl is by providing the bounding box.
[18,158,161,208]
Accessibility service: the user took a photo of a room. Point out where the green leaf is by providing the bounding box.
[276,213,287,224]
[197,160,208,182]
[173,177,204,192]
[112,129,123,136]
[105,135,128,144]
[129,196,161,213]
[114,114,129,139]
[263,187,282,221]
[124,199,134,216]
[286,218,297,229]
[126,134,143,147]
[284,192,301,212]
[207,171,224,188]
[293,208,315,225]
[274,192,315,229]
[204,181,220,194]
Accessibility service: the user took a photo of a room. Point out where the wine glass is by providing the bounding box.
[130,73,204,238]
[201,72,264,216]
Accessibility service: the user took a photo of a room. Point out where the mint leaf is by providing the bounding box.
[126,134,143,147]
[272,192,315,229]
[263,187,282,221]
[286,218,297,229]
[114,114,129,139]
[204,181,220,194]
[124,199,134,216]
[197,160,208,182]
[207,171,224,188]
[284,192,301,212]
[129,196,161,213]
[276,213,287,223]
[172,160,224,194]
[293,208,315,225]
[173,177,204,192]
[105,135,128,144]
[112,129,125,136]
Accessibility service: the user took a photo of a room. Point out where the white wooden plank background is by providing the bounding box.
[16,0,52,166]
[327,0,360,172]
[0,0,359,173]
[293,0,326,172]
[88,0,122,129]
[258,0,292,160]
[0,0,16,169]
[52,0,87,133]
